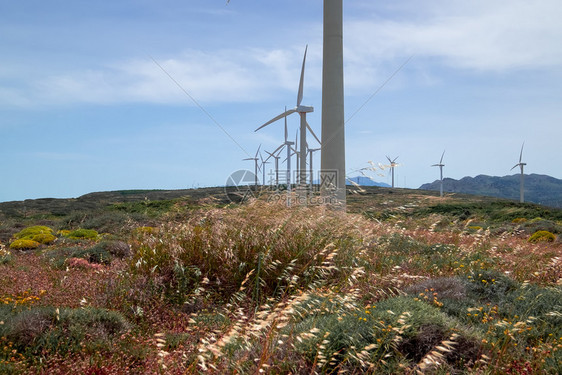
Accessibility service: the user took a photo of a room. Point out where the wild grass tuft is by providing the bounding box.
[129,200,366,306]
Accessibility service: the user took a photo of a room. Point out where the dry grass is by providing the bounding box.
[1,196,561,374]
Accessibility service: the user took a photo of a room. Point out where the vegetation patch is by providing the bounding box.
[63,228,99,240]
[13,225,53,240]
[0,305,130,357]
[0,246,12,264]
[9,239,41,250]
[528,230,556,243]
[1,189,562,373]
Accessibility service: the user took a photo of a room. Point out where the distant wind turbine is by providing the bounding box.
[259,150,270,187]
[386,156,399,188]
[264,149,282,187]
[511,143,527,203]
[308,147,321,190]
[243,145,261,187]
[432,150,445,197]
[255,45,320,186]
[263,113,294,189]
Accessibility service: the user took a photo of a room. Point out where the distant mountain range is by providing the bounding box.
[420,174,562,208]
[347,176,391,188]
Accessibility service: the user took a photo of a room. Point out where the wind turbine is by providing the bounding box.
[386,156,399,188]
[432,150,445,197]
[264,149,282,187]
[511,143,527,203]
[262,113,294,189]
[243,145,261,187]
[255,45,320,187]
[321,0,346,207]
[308,147,321,190]
[259,151,270,187]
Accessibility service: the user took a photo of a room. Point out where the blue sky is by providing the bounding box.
[2,0,562,202]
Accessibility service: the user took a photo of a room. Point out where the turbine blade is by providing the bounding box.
[297,45,308,107]
[511,164,519,171]
[305,120,321,145]
[270,144,284,156]
[519,142,524,163]
[440,150,445,164]
[284,111,288,142]
[255,109,297,132]
[255,144,261,158]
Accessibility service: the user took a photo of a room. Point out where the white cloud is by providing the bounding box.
[2,47,318,107]
[3,1,562,108]
[346,0,562,71]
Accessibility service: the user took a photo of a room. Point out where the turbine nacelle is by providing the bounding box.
[296,105,314,113]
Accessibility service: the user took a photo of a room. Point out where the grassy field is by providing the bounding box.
[0,186,561,374]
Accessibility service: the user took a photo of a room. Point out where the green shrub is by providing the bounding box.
[13,225,53,240]
[96,240,131,259]
[71,243,112,264]
[2,306,129,356]
[64,228,99,240]
[523,219,562,235]
[286,295,480,373]
[512,217,527,224]
[30,233,56,245]
[528,230,556,243]
[466,270,519,304]
[45,243,116,267]
[9,239,41,250]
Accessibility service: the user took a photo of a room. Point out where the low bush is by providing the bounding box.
[523,219,562,235]
[30,233,56,245]
[9,239,41,250]
[64,228,99,240]
[96,240,131,259]
[1,306,130,356]
[45,244,113,267]
[528,230,556,243]
[13,225,53,240]
[66,244,112,265]
[44,246,83,268]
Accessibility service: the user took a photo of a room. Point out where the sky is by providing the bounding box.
[1,0,562,202]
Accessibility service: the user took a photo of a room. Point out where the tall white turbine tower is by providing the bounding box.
[432,150,445,197]
[243,145,262,187]
[255,46,319,186]
[321,0,346,208]
[511,143,527,203]
[386,156,399,188]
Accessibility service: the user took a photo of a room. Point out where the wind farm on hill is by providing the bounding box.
[2,1,562,373]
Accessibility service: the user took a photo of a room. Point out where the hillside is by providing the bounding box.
[1,186,561,374]
[420,173,562,208]
[347,176,391,187]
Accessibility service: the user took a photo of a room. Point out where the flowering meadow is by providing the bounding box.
[0,187,561,374]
